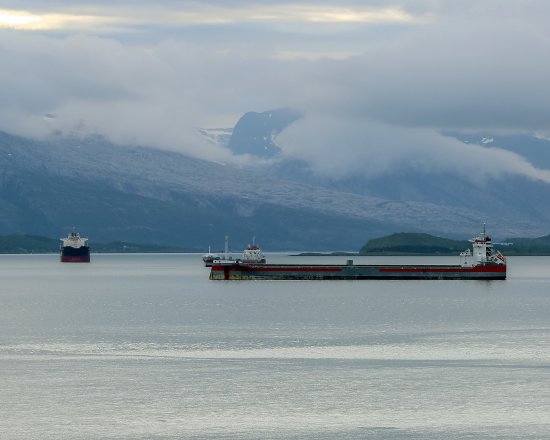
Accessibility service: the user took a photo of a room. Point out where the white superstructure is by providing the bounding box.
[460,224,506,267]
[61,231,88,249]
[240,237,266,264]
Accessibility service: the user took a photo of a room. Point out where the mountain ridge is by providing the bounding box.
[0,131,418,250]
[2,124,550,251]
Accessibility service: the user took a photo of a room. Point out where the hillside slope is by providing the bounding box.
[2,130,547,250]
[359,232,550,255]
[0,132,462,250]
[360,233,471,255]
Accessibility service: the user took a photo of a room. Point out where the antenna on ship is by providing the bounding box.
[224,235,229,259]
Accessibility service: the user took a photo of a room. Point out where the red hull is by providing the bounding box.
[60,255,90,263]
[210,262,506,280]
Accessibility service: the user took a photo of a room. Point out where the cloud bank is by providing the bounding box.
[277,115,550,184]
[1,1,550,181]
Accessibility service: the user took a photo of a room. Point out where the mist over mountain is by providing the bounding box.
[3,109,550,253]
[443,131,550,170]
[1,130,462,251]
[3,2,550,254]
[225,110,550,239]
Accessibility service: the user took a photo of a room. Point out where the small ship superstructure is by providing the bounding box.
[210,227,506,280]
[204,236,267,266]
[239,238,266,264]
[202,246,221,267]
[60,231,90,263]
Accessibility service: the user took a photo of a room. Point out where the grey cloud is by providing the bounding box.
[269,2,550,181]
[284,16,550,132]
[0,32,282,162]
[2,0,550,183]
[277,115,550,183]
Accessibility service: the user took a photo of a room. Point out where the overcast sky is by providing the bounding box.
[2,1,550,181]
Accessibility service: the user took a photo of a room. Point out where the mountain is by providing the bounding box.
[222,115,550,240]
[443,131,550,170]
[502,234,550,255]
[2,130,466,251]
[227,108,303,158]
[3,121,550,251]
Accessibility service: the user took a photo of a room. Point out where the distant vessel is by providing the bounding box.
[203,235,235,266]
[239,238,266,264]
[60,231,90,263]
[210,227,506,280]
[202,246,221,267]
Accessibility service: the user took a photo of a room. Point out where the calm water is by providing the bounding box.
[1,254,549,439]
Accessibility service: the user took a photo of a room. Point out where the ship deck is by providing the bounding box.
[210,262,506,280]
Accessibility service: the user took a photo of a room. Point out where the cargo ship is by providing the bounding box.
[203,236,235,267]
[202,246,221,267]
[210,227,506,280]
[60,231,90,263]
[204,237,267,266]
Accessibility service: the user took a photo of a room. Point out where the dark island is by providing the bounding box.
[360,232,550,256]
[294,232,550,256]
[359,233,470,256]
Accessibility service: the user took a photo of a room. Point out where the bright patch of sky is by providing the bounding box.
[0,9,119,30]
[0,4,419,29]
